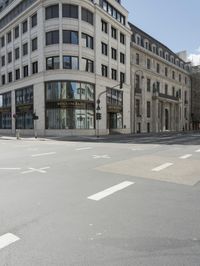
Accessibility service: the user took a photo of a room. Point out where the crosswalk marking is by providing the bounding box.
[152,163,173,172]
[0,233,20,250]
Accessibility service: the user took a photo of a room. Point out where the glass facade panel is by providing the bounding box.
[45,81,95,129]
[0,92,11,129]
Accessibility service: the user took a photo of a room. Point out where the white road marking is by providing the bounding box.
[152,163,173,172]
[0,168,21,170]
[76,147,92,151]
[21,167,50,174]
[179,154,192,159]
[93,155,110,159]
[0,233,20,250]
[131,148,144,151]
[31,152,56,157]
[195,149,200,153]
[88,181,134,201]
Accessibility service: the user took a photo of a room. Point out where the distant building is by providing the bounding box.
[129,23,192,133]
[191,66,200,129]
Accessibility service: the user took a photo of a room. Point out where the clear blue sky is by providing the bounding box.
[123,0,200,56]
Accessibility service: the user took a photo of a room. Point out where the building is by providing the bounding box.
[129,23,192,133]
[191,66,200,130]
[0,0,131,136]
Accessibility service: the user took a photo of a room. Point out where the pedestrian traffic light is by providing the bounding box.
[96,113,102,120]
[32,113,39,120]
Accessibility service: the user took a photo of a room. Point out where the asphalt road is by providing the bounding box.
[0,132,200,265]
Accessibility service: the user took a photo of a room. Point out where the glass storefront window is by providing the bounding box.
[45,81,95,130]
[0,92,12,129]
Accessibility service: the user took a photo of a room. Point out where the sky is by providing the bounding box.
[123,0,200,65]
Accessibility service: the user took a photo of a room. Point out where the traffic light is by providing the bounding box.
[96,113,102,120]
[32,112,39,120]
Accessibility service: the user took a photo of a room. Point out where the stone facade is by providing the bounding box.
[0,0,131,136]
[129,23,192,133]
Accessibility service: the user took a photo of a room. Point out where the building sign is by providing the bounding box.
[16,104,33,113]
[107,104,123,113]
[46,100,94,109]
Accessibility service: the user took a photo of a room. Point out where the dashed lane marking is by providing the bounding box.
[31,152,56,157]
[179,154,192,159]
[0,233,20,250]
[195,149,200,153]
[93,155,111,159]
[152,163,173,172]
[76,147,92,151]
[88,181,134,201]
[0,168,21,170]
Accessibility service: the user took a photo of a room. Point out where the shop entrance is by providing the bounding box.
[107,112,122,130]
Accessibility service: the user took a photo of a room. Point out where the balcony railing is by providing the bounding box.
[158,93,179,101]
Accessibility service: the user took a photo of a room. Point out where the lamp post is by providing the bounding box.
[133,70,144,134]
[96,82,123,138]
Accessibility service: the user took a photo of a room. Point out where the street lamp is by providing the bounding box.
[133,70,144,134]
[96,82,123,138]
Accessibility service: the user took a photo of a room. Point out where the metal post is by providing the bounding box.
[34,120,37,139]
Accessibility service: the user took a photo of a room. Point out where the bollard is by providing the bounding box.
[16,130,20,140]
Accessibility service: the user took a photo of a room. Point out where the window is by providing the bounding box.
[120,33,125,44]
[31,13,37,27]
[15,47,19,60]
[1,55,5,66]
[136,53,139,65]
[8,51,12,63]
[23,43,28,56]
[172,71,175,79]
[8,72,12,83]
[185,77,187,85]
[32,61,38,74]
[102,42,108,56]
[82,58,94,73]
[156,63,160,73]
[81,33,93,49]
[7,31,11,43]
[165,84,168,95]
[46,56,60,70]
[15,69,20,80]
[101,64,108,77]
[46,30,59,45]
[120,72,125,84]
[45,5,59,20]
[81,8,93,25]
[1,75,5,85]
[32,38,37,51]
[165,67,168,77]
[147,101,151,118]
[63,56,79,70]
[111,27,117,39]
[136,99,140,117]
[14,26,19,39]
[147,78,151,92]
[179,74,182,83]
[171,87,175,97]
[147,58,151,69]
[23,65,28,77]
[111,69,117,80]
[120,52,125,64]
[100,0,125,25]
[111,48,117,60]
[62,4,78,18]
[1,36,5,47]
[22,20,27,33]
[63,30,78,44]
[101,20,108,33]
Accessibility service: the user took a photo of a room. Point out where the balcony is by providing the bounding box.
[153,91,179,102]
